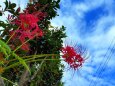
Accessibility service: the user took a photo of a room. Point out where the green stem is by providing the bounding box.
[24,54,58,60]
[5,58,61,70]
[8,54,59,63]
[13,38,30,53]
[6,27,20,44]
[0,76,18,86]
[26,58,60,63]
[13,33,39,53]
[4,62,20,70]
[4,53,61,71]
[30,56,48,81]
[23,54,58,58]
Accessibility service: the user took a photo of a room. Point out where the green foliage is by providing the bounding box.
[4,0,17,15]
[26,0,66,85]
[11,53,31,73]
[0,12,2,16]
[27,0,61,29]
[0,39,11,59]
[0,0,66,86]
[29,24,66,86]
[0,39,30,73]
[37,0,60,18]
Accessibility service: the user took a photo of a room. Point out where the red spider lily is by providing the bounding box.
[61,46,84,70]
[9,13,44,51]
[14,13,39,30]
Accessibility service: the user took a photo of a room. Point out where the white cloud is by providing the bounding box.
[73,0,105,18]
[51,0,115,86]
[74,3,89,17]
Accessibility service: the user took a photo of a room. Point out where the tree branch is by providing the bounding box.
[18,69,29,86]
[0,77,5,86]
[29,56,47,82]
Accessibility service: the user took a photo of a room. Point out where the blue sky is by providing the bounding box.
[0,0,115,86]
[51,0,115,86]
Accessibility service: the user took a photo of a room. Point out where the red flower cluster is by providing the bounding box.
[61,46,84,69]
[10,12,44,51]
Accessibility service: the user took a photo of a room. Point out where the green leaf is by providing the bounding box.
[0,12,2,16]
[12,53,31,73]
[0,76,17,85]
[10,3,16,9]
[0,40,11,58]
[4,0,8,10]
[0,47,8,57]
[0,40,11,53]
[8,9,15,14]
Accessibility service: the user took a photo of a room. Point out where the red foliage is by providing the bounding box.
[61,46,84,70]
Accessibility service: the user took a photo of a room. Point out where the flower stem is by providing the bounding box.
[0,76,18,86]
[6,27,20,44]
[8,54,59,62]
